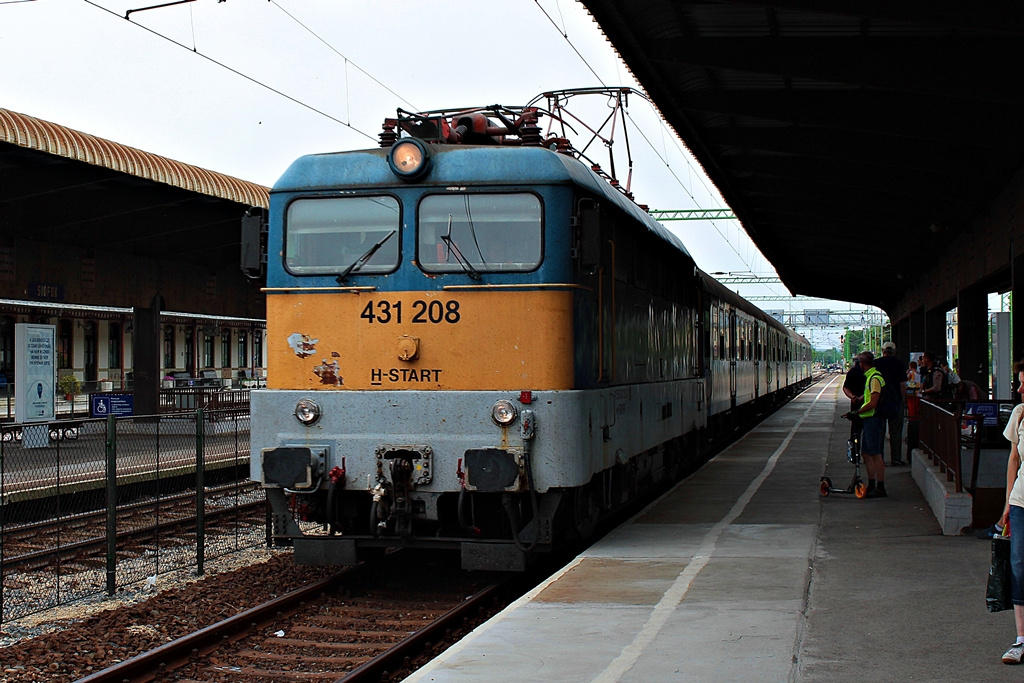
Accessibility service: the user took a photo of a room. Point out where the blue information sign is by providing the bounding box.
[965,402,999,427]
[90,393,134,418]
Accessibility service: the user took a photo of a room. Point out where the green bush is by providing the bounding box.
[58,374,81,396]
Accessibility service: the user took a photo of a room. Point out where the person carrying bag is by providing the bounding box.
[998,361,1024,664]
[988,529,1012,613]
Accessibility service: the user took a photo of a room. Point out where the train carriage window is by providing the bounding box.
[711,306,719,359]
[285,195,400,275]
[418,193,541,273]
[723,308,731,360]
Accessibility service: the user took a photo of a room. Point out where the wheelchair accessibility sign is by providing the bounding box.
[90,393,134,417]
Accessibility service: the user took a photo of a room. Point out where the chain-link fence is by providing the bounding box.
[0,409,263,624]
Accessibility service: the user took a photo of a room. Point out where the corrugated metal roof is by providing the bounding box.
[0,108,269,209]
[580,1,1024,313]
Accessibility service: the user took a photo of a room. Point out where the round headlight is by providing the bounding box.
[388,138,430,180]
[491,399,518,426]
[294,398,321,426]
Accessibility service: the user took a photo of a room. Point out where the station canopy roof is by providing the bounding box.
[0,108,268,271]
[581,1,1024,312]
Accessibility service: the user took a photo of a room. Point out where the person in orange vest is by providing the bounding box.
[853,351,887,498]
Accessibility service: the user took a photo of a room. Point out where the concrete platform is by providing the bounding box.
[407,375,1021,681]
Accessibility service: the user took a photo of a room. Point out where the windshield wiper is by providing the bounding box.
[335,230,396,284]
[440,214,481,280]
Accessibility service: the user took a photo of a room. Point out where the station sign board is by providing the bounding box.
[15,323,55,423]
[965,402,999,427]
[90,393,135,418]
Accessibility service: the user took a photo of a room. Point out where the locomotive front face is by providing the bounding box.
[252,144,590,563]
[253,280,575,525]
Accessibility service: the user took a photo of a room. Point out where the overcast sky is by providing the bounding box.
[1,0,867,346]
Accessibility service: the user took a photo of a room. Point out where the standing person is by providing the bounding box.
[906,360,921,394]
[920,350,947,402]
[876,341,908,466]
[854,351,887,498]
[999,362,1024,664]
[842,355,865,452]
[940,359,961,392]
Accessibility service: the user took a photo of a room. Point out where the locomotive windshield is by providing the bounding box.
[284,196,400,275]
[417,193,542,273]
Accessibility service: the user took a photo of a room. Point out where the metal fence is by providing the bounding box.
[916,398,1018,494]
[917,400,965,492]
[0,383,252,421]
[0,409,262,624]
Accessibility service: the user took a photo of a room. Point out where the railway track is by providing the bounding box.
[1,483,264,575]
[78,553,519,683]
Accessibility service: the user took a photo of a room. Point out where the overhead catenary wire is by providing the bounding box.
[534,0,606,86]
[266,0,419,113]
[622,109,777,285]
[627,97,782,282]
[188,2,197,51]
[82,0,379,144]
[530,1,776,287]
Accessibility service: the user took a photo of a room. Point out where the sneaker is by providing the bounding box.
[864,489,888,499]
[975,524,1004,540]
[1003,642,1024,664]
[890,459,907,466]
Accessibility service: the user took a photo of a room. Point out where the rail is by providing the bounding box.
[75,570,355,683]
[1,408,257,624]
[77,564,514,683]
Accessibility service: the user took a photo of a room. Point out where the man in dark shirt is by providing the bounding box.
[842,356,865,448]
[920,350,947,401]
[876,341,909,465]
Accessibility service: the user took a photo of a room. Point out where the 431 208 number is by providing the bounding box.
[360,299,461,324]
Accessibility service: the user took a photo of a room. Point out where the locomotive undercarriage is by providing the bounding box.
[264,432,701,571]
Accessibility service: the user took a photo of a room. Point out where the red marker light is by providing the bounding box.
[519,391,533,404]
